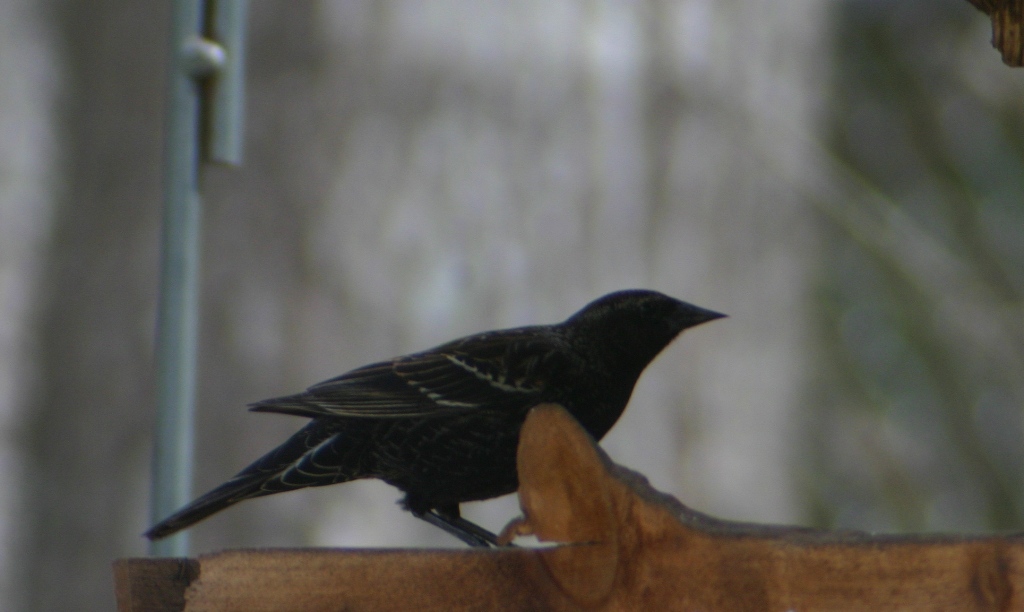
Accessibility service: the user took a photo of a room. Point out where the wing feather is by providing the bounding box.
[249,327,571,419]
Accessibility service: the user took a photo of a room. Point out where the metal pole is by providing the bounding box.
[209,0,248,165]
[150,0,246,557]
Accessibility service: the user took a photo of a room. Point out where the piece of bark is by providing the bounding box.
[968,0,1024,66]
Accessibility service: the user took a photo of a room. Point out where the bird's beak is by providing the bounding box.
[690,307,727,327]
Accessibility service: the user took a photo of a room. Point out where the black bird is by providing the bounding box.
[145,289,724,546]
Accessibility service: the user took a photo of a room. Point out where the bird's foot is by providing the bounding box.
[415,508,508,548]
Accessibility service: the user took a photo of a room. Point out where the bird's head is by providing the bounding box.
[565,289,725,375]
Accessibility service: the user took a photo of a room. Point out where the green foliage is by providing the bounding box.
[808,0,1024,531]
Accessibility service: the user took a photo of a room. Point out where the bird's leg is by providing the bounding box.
[414,505,502,548]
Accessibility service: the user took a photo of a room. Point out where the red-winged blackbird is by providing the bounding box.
[145,289,724,546]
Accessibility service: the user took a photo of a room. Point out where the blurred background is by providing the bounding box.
[1,0,1022,609]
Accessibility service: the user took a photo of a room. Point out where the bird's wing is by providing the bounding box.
[249,330,566,419]
[249,359,447,419]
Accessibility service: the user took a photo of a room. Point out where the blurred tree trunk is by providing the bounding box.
[0,0,59,609]
[18,3,169,610]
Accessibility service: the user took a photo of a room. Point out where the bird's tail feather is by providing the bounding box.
[144,472,269,540]
[145,419,353,540]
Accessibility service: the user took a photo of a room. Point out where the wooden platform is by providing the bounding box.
[115,404,1024,611]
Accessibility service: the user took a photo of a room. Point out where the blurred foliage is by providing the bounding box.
[807,0,1024,532]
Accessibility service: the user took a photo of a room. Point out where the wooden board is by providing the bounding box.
[115,404,1024,611]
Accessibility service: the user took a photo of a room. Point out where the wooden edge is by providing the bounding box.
[112,557,198,612]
